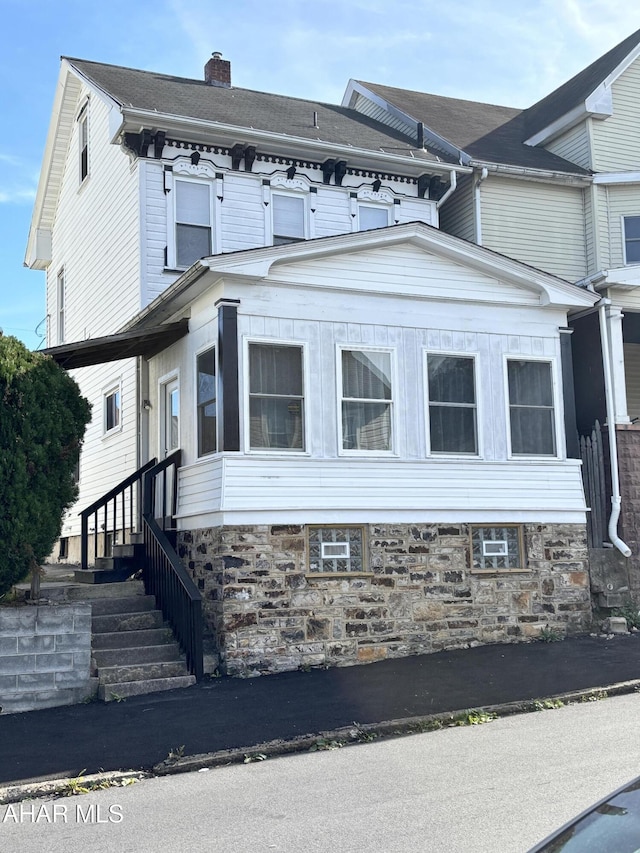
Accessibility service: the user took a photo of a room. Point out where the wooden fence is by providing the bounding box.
[579,421,608,549]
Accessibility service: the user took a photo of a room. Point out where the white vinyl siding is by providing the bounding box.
[599,186,640,268]
[591,58,640,172]
[546,123,591,170]
[481,177,587,281]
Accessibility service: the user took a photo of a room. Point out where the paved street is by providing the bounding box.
[3,692,640,853]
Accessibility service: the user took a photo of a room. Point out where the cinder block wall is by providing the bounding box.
[0,604,93,714]
[179,522,591,677]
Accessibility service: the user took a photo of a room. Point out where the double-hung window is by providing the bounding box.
[175,179,212,268]
[197,347,217,456]
[507,359,556,456]
[104,387,121,434]
[358,204,389,231]
[272,194,305,245]
[341,349,393,452]
[248,343,304,450]
[78,103,88,183]
[427,354,477,454]
[624,216,640,264]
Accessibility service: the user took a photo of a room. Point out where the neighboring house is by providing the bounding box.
[344,28,640,595]
[27,47,614,677]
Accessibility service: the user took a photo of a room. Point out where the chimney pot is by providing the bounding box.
[205,52,231,87]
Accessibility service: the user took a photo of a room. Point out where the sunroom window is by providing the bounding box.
[427,354,477,454]
[507,360,556,456]
[341,349,393,452]
[248,343,304,450]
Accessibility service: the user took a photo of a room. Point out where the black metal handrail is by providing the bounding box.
[142,452,203,680]
[80,457,158,569]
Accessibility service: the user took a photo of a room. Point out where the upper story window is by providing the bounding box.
[624,216,640,264]
[426,354,477,455]
[507,359,556,456]
[197,347,217,456]
[272,194,306,245]
[358,204,390,231]
[175,178,212,268]
[78,102,89,183]
[340,348,393,453]
[248,342,305,451]
[57,267,65,344]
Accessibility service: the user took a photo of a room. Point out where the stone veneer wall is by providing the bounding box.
[616,426,640,598]
[178,523,591,677]
[0,603,93,714]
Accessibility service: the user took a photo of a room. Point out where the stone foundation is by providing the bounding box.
[177,522,591,677]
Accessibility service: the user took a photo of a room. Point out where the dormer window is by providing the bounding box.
[624,216,640,264]
[351,187,396,233]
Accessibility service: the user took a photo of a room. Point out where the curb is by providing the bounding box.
[3,679,639,804]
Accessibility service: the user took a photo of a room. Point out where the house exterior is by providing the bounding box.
[344,29,640,596]
[27,45,622,677]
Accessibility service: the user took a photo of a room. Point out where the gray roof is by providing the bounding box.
[67,58,448,165]
[359,29,640,176]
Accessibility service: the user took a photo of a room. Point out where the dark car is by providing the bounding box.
[529,775,640,852]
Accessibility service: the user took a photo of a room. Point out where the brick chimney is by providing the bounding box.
[204,52,231,87]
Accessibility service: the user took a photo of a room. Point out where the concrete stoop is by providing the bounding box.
[85,583,196,701]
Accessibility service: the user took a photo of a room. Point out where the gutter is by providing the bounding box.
[598,298,632,557]
[435,170,457,209]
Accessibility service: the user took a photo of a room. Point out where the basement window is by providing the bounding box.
[307,526,366,574]
[470,525,525,572]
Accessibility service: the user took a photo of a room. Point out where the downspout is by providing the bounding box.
[435,170,457,209]
[598,298,632,556]
[474,167,488,245]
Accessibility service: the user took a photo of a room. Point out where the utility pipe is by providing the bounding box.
[598,298,632,556]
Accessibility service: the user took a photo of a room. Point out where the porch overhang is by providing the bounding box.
[41,319,189,369]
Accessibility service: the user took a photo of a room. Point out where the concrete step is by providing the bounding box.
[74,567,139,584]
[98,660,189,685]
[67,580,145,600]
[92,627,174,650]
[90,595,156,616]
[91,610,164,634]
[92,644,182,668]
[99,675,196,702]
[112,543,145,560]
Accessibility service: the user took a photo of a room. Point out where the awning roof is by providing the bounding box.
[41,320,189,369]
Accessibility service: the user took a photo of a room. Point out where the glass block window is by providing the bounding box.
[308,526,365,573]
[471,525,524,571]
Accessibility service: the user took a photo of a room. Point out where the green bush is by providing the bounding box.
[0,334,91,596]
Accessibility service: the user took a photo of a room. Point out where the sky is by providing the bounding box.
[2,0,640,350]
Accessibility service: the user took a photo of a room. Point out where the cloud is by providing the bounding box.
[0,187,36,204]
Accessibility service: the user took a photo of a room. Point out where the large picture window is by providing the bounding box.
[272,194,305,245]
[197,348,217,456]
[427,354,477,454]
[175,179,212,268]
[507,360,556,456]
[624,216,640,264]
[341,349,393,452]
[248,343,304,450]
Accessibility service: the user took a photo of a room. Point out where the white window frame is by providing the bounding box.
[243,337,309,455]
[195,344,218,458]
[77,100,89,184]
[103,381,122,437]
[337,345,397,456]
[504,356,560,459]
[351,187,396,233]
[165,159,220,270]
[424,351,481,458]
[265,175,311,246]
[57,267,65,345]
[622,215,640,265]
